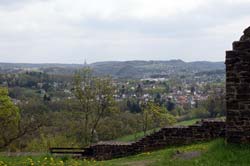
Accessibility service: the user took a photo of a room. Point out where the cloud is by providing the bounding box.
[0,0,249,63]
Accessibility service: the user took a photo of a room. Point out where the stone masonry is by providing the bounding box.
[226,26,250,143]
[82,119,225,160]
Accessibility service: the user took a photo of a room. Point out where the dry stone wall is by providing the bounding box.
[82,119,225,160]
[226,26,250,143]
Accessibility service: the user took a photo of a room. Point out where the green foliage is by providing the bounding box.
[0,87,20,149]
[73,68,116,145]
[140,102,176,135]
[170,107,187,117]
[97,111,141,141]
[25,134,80,152]
[186,108,210,119]
[9,87,40,100]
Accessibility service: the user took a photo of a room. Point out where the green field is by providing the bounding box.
[1,139,250,166]
[174,118,201,126]
[116,118,201,142]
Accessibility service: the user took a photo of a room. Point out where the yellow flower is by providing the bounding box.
[0,161,6,166]
[59,160,64,166]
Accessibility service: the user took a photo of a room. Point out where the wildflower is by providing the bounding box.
[0,161,6,166]
[59,160,64,166]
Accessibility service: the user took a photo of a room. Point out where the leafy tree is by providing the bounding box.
[186,108,210,119]
[0,88,45,150]
[204,94,225,118]
[127,98,141,113]
[135,84,143,98]
[90,76,116,142]
[73,68,116,144]
[154,93,162,106]
[141,102,176,135]
[0,87,20,149]
[170,106,186,117]
[163,82,170,94]
[191,86,195,95]
[207,97,216,118]
[166,98,175,111]
[73,68,94,144]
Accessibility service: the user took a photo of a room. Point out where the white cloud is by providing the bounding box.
[0,0,249,63]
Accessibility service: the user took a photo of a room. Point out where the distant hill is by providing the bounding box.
[0,60,225,78]
[90,60,225,78]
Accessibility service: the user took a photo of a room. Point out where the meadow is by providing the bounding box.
[1,139,250,166]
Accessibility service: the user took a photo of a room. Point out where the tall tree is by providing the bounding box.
[90,76,115,142]
[0,87,20,148]
[73,68,115,144]
[0,87,45,150]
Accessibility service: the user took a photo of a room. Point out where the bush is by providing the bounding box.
[178,108,210,121]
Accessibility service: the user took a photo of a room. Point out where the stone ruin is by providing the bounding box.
[51,26,250,160]
[82,119,225,160]
[226,26,250,143]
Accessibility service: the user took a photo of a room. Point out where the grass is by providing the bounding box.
[116,118,201,142]
[103,139,250,166]
[115,128,159,142]
[174,118,201,126]
[1,139,250,165]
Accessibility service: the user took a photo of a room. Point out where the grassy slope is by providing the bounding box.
[116,118,201,142]
[103,139,250,166]
[1,139,250,165]
[174,118,201,126]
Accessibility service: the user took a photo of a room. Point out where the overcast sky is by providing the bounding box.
[0,0,249,64]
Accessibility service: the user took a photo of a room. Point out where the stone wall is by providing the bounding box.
[226,26,250,143]
[82,119,225,160]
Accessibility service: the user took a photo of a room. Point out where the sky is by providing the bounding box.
[0,0,250,64]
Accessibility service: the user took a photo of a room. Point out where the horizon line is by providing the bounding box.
[0,59,224,65]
